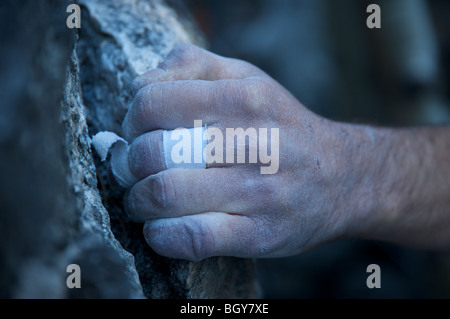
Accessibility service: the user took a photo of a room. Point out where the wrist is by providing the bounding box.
[328,121,400,240]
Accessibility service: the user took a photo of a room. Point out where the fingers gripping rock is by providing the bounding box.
[91,126,208,188]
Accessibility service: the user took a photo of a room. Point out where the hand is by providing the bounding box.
[121,44,368,261]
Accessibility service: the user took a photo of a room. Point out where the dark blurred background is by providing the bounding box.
[184,0,450,298]
[1,0,449,299]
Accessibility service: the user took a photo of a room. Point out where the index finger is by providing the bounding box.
[122,76,273,141]
[132,43,264,91]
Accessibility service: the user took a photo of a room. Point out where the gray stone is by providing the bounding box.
[77,0,257,299]
[0,0,256,299]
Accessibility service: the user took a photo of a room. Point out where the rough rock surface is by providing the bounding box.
[0,0,256,298]
[77,0,257,299]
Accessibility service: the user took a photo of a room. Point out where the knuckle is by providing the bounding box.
[252,176,285,209]
[123,88,150,139]
[164,43,197,67]
[124,170,179,222]
[183,220,214,261]
[241,77,274,112]
[235,59,262,76]
[251,217,282,256]
[125,84,162,137]
[133,84,156,119]
[149,172,176,210]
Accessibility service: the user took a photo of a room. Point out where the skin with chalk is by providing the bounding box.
[111,44,450,262]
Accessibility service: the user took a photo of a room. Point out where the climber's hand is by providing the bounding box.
[122,44,362,261]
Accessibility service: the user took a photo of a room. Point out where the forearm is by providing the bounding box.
[340,123,450,250]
